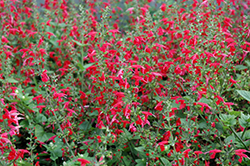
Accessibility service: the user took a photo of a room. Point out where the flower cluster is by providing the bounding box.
[0,0,250,165]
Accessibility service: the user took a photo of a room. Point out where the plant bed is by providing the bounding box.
[0,0,250,165]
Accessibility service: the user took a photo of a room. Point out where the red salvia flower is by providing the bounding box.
[77,158,91,166]
[206,149,221,159]
[154,101,163,111]
[41,70,49,83]
[183,149,191,158]
[235,149,250,163]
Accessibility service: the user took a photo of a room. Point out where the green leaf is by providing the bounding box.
[239,118,248,128]
[132,134,140,140]
[6,78,18,83]
[122,156,132,166]
[50,137,64,161]
[199,120,207,128]
[83,63,94,69]
[135,159,146,166]
[79,121,91,131]
[78,63,95,72]
[215,122,224,134]
[198,97,211,104]
[235,65,248,70]
[225,135,235,144]
[134,146,144,152]
[175,111,186,118]
[47,36,59,47]
[243,130,250,140]
[59,23,67,28]
[246,60,250,67]
[72,39,90,47]
[89,110,98,116]
[241,113,250,120]
[16,160,33,166]
[220,114,236,121]
[77,63,85,71]
[229,111,241,116]
[171,101,180,108]
[20,120,30,128]
[236,90,250,102]
[123,128,132,139]
[35,114,47,123]
[160,157,171,165]
[35,125,55,142]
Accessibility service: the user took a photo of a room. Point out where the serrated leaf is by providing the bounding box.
[225,135,235,144]
[59,23,67,28]
[35,114,47,123]
[79,121,91,131]
[122,156,131,166]
[16,160,33,166]
[77,62,85,71]
[220,114,236,121]
[215,122,224,134]
[160,157,171,165]
[72,39,90,47]
[239,118,248,128]
[241,113,250,120]
[20,120,30,128]
[83,63,94,69]
[236,90,250,102]
[198,97,211,104]
[243,130,250,140]
[134,146,144,152]
[123,128,132,138]
[246,60,250,67]
[35,125,55,142]
[235,65,248,70]
[88,110,98,116]
[229,111,241,116]
[199,120,207,128]
[6,78,18,83]
[135,159,146,166]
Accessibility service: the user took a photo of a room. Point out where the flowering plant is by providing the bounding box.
[0,0,250,165]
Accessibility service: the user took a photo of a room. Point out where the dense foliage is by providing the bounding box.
[0,0,250,165]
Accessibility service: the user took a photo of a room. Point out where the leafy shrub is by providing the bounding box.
[0,0,250,166]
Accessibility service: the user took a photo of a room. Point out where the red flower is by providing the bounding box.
[41,70,49,83]
[8,147,17,160]
[160,3,166,12]
[235,149,250,163]
[154,101,163,111]
[183,149,191,158]
[229,76,238,87]
[1,36,9,43]
[77,158,91,166]
[176,118,181,127]
[196,102,211,112]
[207,149,221,159]
[194,151,203,158]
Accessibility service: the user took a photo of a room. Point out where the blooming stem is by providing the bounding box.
[48,98,76,158]
[215,114,248,150]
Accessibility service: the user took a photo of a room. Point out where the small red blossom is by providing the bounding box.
[207,149,221,159]
[77,158,91,166]
[41,70,49,82]
[183,149,191,158]
[1,36,9,43]
[154,101,163,111]
[235,149,250,163]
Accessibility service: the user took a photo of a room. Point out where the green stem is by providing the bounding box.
[53,109,76,158]
[229,126,248,149]
[215,114,248,149]
[241,127,247,139]
[48,98,76,158]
